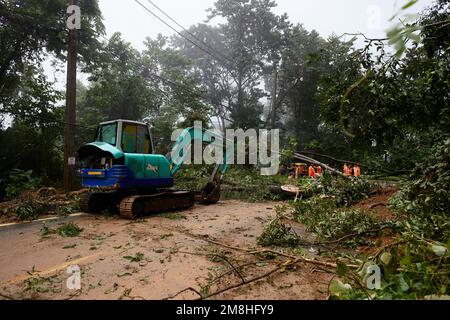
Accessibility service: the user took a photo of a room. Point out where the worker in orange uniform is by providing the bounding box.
[294,163,304,179]
[308,165,316,179]
[316,165,323,176]
[343,164,351,177]
[354,165,361,177]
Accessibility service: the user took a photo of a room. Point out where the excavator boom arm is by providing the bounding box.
[168,126,233,179]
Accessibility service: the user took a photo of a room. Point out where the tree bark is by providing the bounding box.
[270,63,278,129]
[64,0,78,192]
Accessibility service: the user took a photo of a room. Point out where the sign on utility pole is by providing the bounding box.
[64,0,80,192]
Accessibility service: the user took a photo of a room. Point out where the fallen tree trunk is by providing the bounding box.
[298,151,411,176]
[293,153,346,177]
[298,151,374,170]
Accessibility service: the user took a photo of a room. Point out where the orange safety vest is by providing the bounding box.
[354,166,361,177]
[343,165,351,176]
[316,166,322,175]
[308,166,316,178]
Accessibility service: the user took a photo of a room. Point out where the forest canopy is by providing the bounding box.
[0,0,448,195]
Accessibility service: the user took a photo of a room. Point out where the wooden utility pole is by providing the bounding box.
[270,63,279,129]
[64,0,78,191]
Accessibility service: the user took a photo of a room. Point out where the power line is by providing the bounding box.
[100,33,206,100]
[99,35,207,99]
[145,0,234,66]
[149,72,201,97]
[143,69,233,116]
[133,0,234,72]
[0,109,96,131]
[2,6,228,138]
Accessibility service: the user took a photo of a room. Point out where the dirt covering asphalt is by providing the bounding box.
[0,200,333,300]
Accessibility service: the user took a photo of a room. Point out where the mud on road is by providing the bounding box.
[0,200,332,300]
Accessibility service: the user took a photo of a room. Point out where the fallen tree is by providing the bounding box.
[293,153,345,177]
[0,187,88,221]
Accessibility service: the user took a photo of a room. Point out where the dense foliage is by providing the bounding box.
[1,0,448,196]
[390,137,450,242]
[0,0,104,196]
[333,237,449,300]
[4,169,41,200]
[258,175,379,247]
[175,166,288,202]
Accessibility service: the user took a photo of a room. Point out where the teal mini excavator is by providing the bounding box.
[78,119,229,219]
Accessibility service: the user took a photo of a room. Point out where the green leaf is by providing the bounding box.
[123,252,145,262]
[62,244,77,249]
[380,252,394,266]
[337,261,348,276]
[431,244,448,257]
[398,275,410,292]
[400,246,412,266]
[387,27,402,39]
[329,279,352,296]
[407,32,421,43]
[401,0,419,10]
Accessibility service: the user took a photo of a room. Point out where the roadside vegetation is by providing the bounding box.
[176,165,290,202]
[0,176,81,222]
[256,139,449,300]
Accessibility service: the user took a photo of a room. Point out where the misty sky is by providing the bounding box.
[44,0,435,89]
[4,0,436,128]
[99,0,435,50]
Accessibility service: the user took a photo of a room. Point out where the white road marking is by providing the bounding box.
[5,254,101,285]
[0,213,88,229]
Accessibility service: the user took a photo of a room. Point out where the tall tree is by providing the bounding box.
[268,25,327,147]
[174,0,290,130]
[78,33,208,153]
[0,0,104,191]
[0,0,104,112]
[317,0,449,167]
[81,33,155,124]
[171,24,232,131]
[141,34,210,151]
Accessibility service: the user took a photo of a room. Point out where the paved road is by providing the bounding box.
[0,213,88,235]
[0,202,330,300]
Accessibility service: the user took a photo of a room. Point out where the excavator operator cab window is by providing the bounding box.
[121,123,152,154]
[96,123,117,146]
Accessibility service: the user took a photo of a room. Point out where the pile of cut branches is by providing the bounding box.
[258,175,383,248]
[0,188,87,221]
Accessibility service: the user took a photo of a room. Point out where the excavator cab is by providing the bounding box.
[93,120,154,155]
[79,120,173,191]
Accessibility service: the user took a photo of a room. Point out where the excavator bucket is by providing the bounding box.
[195,180,221,204]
